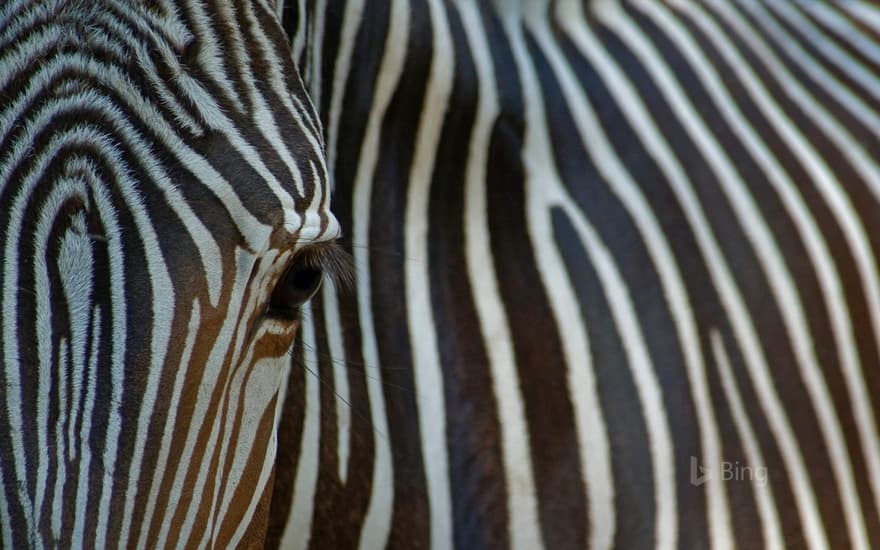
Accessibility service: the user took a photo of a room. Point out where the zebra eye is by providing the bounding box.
[269,257,324,317]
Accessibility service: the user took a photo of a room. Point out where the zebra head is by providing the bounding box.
[0,0,341,547]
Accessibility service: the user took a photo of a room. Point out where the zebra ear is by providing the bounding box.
[268,255,324,318]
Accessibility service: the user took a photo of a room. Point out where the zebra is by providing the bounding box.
[0,0,346,547]
[267,0,880,549]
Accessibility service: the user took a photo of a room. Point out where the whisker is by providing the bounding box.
[291,342,417,399]
[295,358,389,441]
[294,339,413,372]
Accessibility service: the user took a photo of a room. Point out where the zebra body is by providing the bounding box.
[270,1,880,549]
[0,0,340,547]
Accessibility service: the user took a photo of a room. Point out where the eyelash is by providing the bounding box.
[264,244,353,321]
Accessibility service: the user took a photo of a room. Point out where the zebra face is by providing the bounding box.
[0,0,339,547]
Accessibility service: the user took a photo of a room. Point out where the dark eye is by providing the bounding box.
[268,257,324,318]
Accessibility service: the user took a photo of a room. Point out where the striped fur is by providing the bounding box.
[0,0,339,547]
[269,1,880,548]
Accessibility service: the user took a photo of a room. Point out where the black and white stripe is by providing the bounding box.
[0,0,340,547]
[270,1,880,548]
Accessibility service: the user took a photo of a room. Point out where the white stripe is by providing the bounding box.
[51,340,69,540]
[711,330,784,550]
[0,455,15,549]
[281,305,322,550]
[327,0,364,190]
[552,198,678,550]
[60,213,93,460]
[324,0,365,188]
[72,307,104,546]
[525,8,621,550]
[290,0,309,65]
[456,3,545,549]
[135,299,202,550]
[405,0,454,547]
[308,0,327,104]
[346,1,412,548]
[323,282,352,483]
